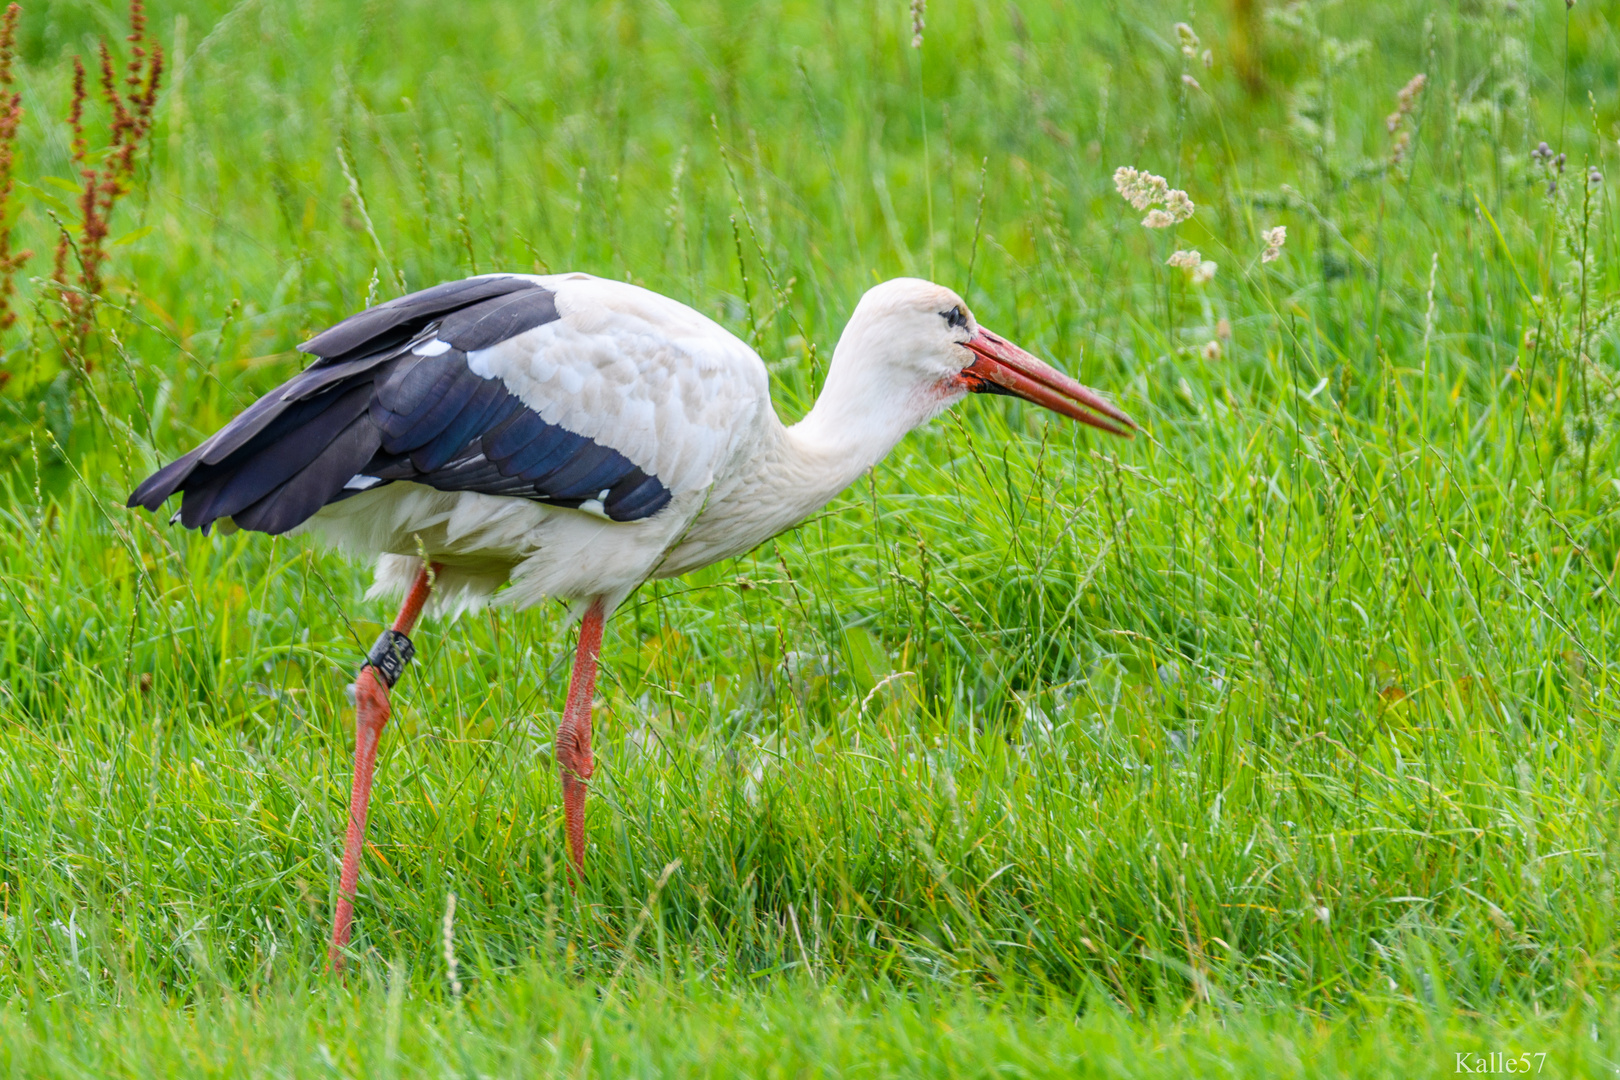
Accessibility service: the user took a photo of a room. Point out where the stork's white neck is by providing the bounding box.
[789,310,965,476]
[787,388,923,483]
[654,335,963,579]
[774,317,967,516]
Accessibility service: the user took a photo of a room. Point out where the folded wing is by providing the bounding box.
[127,275,678,535]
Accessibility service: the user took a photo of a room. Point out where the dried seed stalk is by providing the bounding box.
[0,3,30,336]
[51,0,164,363]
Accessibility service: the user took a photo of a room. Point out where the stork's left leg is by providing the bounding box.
[555,599,606,883]
[328,560,441,970]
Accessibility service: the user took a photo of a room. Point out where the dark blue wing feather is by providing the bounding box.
[480,408,550,462]
[410,376,509,472]
[494,425,590,480]
[607,472,670,519]
[529,443,631,496]
[377,359,485,449]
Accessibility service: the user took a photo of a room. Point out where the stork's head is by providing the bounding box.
[825,278,1135,438]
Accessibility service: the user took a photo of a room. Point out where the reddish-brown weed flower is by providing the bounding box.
[67,57,87,162]
[0,2,33,332]
[48,0,164,358]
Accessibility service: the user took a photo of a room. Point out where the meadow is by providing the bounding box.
[1,0,1618,1073]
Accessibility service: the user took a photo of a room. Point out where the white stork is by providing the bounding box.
[127,273,1134,966]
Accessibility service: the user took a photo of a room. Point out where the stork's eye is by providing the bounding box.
[941,306,967,329]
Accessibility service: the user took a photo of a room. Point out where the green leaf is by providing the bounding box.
[16,181,73,216]
[842,625,890,694]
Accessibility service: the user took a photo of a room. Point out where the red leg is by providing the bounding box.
[556,599,606,884]
[328,560,441,971]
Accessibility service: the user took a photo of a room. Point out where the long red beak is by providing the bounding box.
[962,329,1136,437]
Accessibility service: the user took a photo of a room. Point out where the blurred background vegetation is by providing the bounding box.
[1,0,1618,1072]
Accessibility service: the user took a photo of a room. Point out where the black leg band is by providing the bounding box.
[365,629,416,688]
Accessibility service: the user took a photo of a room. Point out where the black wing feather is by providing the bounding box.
[409,376,509,473]
[607,471,670,520]
[188,385,376,525]
[437,289,561,351]
[127,276,674,535]
[376,358,484,447]
[497,425,591,480]
[299,276,544,362]
[175,386,377,528]
[529,443,628,495]
[233,415,385,535]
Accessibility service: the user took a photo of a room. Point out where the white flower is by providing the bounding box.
[1164,189,1195,222]
[1114,166,1170,211]
[1261,225,1286,263]
[1174,22,1199,57]
[1201,340,1222,360]
[1115,165,1195,228]
[1166,249,1202,269]
[1191,260,1217,284]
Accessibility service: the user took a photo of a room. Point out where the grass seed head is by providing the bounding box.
[1385,73,1427,132]
[1174,22,1199,57]
[1164,189,1194,221]
[1114,169,1192,229]
[1113,166,1168,210]
[443,891,462,998]
[1262,225,1287,263]
[1114,167,1195,225]
[1167,249,1216,284]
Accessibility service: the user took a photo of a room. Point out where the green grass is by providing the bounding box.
[1,0,1619,1073]
[5,971,1619,1078]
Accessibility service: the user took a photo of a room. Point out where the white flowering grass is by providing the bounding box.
[1167,249,1217,283]
[1114,166,1195,227]
[1262,225,1286,262]
[2,0,1616,1069]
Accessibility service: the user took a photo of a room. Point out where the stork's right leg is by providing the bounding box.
[328,560,441,971]
[555,600,606,884]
